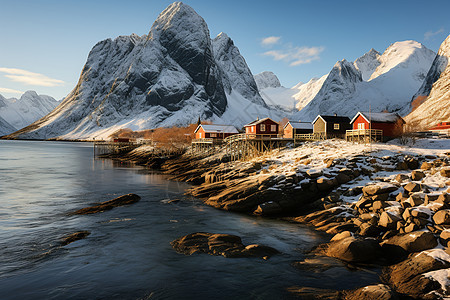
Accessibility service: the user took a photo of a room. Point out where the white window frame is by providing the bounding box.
[210,133,217,137]
[251,126,254,133]
[357,123,365,130]
[260,124,266,131]
[334,123,340,130]
[271,125,276,132]
[199,132,202,138]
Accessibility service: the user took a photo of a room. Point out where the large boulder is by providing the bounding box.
[433,209,450,225]
[171,232,279,259]
[344,284,398,300]
[362,183,398,196]
[326,236,381,263]
[411,170,425,181]
[379,211,402,229]
[382,231,437,254]
[384,249,450,298]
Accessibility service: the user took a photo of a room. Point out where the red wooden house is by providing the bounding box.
[194,124,239,140]
[244,117,279,137]
[349,112,405,141]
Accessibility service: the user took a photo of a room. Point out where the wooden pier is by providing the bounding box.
[224,134,292,161]
[93,141,141,156]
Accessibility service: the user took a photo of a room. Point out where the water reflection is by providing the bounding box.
[0,140,379,299]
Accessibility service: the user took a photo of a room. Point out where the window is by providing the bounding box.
[251,126,254,133]
[334,123,340,130]
[271,125,276,132]
[358,123,365,130]
[260,124,265,131]
[210,133,217,137]
[199,132,202,138]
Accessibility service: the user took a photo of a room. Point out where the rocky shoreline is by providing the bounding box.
[112,139,450,299]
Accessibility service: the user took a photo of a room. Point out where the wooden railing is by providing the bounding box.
[346,129,383,141]
[224,133,283,143]
[191,138,215,144]
[294,132,326,141]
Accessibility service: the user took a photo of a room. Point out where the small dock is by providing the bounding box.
[93,141,141,156]
[224,134,292,161]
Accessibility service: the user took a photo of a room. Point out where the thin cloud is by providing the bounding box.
[0,68,64,87]
[261,36,281,47]
[0,87,24,95]
[263,46,324,66]
[424,28,444,40]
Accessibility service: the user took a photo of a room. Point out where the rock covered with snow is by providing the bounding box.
[353,48,381,81]
[0,91,58,135]
[213,33,266,106]
[254,71,281,90]
[406,34,450,130]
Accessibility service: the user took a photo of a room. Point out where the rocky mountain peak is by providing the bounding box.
[254,71,282,90]
[354,48,381,81]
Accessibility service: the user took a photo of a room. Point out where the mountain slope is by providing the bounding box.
[254,72,326,112]
[353,48,381,81]
[405,35,450,129]
[0,91,58,135]
[7,2,280,140]
[293,41,436,121]
[0,115,16,136]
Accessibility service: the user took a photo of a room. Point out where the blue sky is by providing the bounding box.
[0,0,448,100]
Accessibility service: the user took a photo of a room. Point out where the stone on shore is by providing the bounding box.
[61,231,90,246]
[326,236,381,263]
[71,193,141,215]
[362,182,398,196]
[384,249,450,298]
[381,231,437,254]
[344,284,398,300]
[171,232,279,259]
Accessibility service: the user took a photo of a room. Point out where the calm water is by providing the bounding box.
[0,140,379,299]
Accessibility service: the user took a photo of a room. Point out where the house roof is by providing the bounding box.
[244,117,279,127]
[312,115,351,124]
[194,124,239,134]
[284,121,313,130]
[350,112,405,124]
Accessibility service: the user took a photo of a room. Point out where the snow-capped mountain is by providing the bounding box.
[7,2,280,140]
[353,48,381,81]
[254,71,281,90]
[0,115,16,136]
[254,71,326,112]
[0,91,58,135]
[405,34,450,129]
[292,41,436,121]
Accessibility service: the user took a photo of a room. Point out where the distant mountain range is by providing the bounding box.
[256,40,437,122]
[2,2,448,139]
[0,91,58,136]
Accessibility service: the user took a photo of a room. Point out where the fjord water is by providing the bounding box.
[0,140,378,299]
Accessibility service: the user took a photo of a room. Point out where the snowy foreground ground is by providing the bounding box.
[239,137,450,296]
[244,138,450,201]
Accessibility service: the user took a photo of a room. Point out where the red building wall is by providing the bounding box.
[352,115,403,137]
[246,119,279,135]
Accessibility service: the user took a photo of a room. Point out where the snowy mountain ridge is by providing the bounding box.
[0,91,58,135]
[291,40,436,121]
[6,2,282,140]
[405,34,450,129]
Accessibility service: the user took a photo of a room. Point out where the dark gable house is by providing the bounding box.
[312,115,351,139]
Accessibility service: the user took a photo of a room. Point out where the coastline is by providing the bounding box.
[110,138,450,299]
